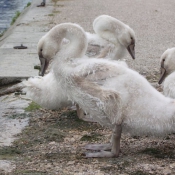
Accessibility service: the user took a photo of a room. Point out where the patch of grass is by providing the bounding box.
[26,2,31,7]
[25,102,41,112]
[80,132,102,141]
[57,4,64,7]
[11,11,21,25]
[48,13,54,16]
[24,2,31,9]
[0,146,22,159]
[53,10,60,13]
[34,65,41,70]
[0,30,5,38]
[52,0,59,3]
[141,147,175,159]
[44,128,65,142]
[141,148,162,158]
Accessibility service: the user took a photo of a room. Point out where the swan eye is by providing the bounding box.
[40,49,43,52]
[163,59,165,62]
[130,37,135,45]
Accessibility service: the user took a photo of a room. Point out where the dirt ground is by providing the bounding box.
[0,105,175,175]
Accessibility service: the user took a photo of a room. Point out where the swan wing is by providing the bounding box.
[163,73,175,98]
[77,60,127,85]
[73,73,122,125]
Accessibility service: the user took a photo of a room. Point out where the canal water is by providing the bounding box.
[0,0,32,34]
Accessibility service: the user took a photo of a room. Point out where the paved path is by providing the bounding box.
[0,0,55,84]
[0,0,175,84]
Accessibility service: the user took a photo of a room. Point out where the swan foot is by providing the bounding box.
[85,151,119,158]
[85,143,111,151]
[84,125,122,158]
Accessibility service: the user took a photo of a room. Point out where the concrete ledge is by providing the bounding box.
[0,0,54,85]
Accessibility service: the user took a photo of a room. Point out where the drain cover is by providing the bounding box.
[13,44,27,49]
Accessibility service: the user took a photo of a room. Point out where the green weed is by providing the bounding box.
[11,11,21,25]
[25,102,41,112]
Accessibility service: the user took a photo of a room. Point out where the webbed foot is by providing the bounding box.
[85,151,119,158]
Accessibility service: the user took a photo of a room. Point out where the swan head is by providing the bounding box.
[93,15,136,59]
[37,23,88,76]
[37,34,60,76]
[158,48,175,84]
[117,27,135,59]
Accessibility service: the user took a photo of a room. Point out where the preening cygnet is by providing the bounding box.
[87,15,136,60]
[158,47,175,98]
[24,15,135,114]
[35,23,175,158]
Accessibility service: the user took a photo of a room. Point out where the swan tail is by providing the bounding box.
[22,75,71,110]
[23,77,43,93]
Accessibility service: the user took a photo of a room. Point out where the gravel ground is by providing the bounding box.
[1,0,175,174]
[2,108,175,175]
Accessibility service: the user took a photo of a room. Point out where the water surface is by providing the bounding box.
[0,0,32,34]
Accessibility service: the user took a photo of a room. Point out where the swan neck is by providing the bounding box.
[53,24,88,75]
[60,25,87,60]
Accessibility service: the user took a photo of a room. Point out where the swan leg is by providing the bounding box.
[85,124,122,158]
[76,104,95,122]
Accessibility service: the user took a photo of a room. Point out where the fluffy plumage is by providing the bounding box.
[29,23,175,157]
[86,15,136,60]
[24,15,135,111]
[23,71,71,110]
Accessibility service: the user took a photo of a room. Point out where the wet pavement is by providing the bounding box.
[0,94,29,146]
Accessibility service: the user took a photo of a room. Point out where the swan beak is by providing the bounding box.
[158,67,166,84]
[127,44,135,59]
[158,59,167,84]
[39,57,49,76]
